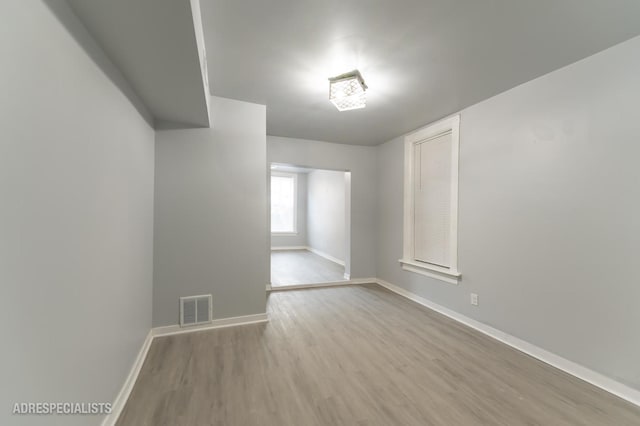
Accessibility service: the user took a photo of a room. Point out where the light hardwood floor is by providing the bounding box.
[117,284,640,425]
[270,249,345,287]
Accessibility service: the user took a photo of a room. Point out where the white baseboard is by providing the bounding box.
[375,278,640,408]
[103,313,269,425]
[306,246,345,266]
[101,330,153,426]
[270,246,307,251]
[152,313,269,338]
[268,278,375,292]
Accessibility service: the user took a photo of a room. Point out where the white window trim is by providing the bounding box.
[271,171,298,235]
[399,115,461,284]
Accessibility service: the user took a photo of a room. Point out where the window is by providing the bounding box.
[271,172,297,234]
[400,115,461,284]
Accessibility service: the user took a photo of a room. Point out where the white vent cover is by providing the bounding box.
[179,294,212,327]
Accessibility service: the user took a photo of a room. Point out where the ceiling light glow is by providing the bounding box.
[328,70,368,111]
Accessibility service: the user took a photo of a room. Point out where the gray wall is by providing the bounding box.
[154,96,267,327]
[267,136,377,278]
[307,170,346,262]
[0,1,155,425]
[377,35,640,390]
[271,172,308,248]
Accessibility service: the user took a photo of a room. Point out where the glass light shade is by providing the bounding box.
[329,71,367,111]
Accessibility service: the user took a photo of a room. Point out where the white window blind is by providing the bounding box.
[271,174,296,233]
[401,115,460,284]
[413,132,452,267]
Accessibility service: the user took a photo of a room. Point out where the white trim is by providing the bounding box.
[307,246,345,266]
[402,115,461,284]
[270,246,307,251]
[153,313,269,338]
[343,272,351,280]
[398,259,460,285]
[101,330,153,426]
[268,278,376,292]
[375,278,640,408]
[271,171,298,234]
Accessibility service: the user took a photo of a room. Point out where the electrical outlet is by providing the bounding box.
[470,293,479,306]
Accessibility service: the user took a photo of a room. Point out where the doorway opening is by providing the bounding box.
[269,163,351,288]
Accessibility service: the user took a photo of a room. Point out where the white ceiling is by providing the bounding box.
[201,0,640,145]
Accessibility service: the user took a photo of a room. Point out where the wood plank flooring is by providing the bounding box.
[271,249,345,287]
[117,284,640,425]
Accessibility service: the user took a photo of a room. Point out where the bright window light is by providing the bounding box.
[271,173,297,233]
[329,70,368,111]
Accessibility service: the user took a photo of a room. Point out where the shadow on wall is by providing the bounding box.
[43,0,153,125]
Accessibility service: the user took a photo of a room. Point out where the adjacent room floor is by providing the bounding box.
[270,249,345,287]
[117,284,640,426]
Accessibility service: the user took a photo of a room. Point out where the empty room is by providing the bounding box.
[270,164,351,287]
[2,0,640,425]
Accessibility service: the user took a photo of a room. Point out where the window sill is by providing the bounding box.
[398,259,461,285]
[272,232,298,236]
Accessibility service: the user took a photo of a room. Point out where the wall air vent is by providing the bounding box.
[179,294,212,327]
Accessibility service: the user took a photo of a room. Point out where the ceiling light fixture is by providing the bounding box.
[328,70,368,112]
